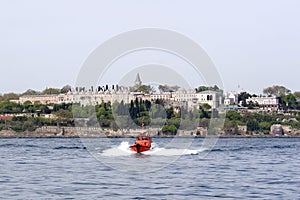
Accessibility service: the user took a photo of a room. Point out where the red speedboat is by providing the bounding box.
[130,133,151,153]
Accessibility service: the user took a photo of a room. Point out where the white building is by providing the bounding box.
[195,90,223,108]
[19,95,59,104]
[246,97,279,111]
[18,74,224,109]
[171,89,223,109]
[224,92,239,105]
[150,92,172,101]
[18,88,224,110]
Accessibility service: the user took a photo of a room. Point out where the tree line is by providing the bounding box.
[0,85,72,101]
[238,85,300,110]
[0,99,299,134]
[0,84,299,134]
[0,98,213,134]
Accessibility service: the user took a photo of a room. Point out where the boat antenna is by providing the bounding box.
[142,122,144,129]
[142,117,145,129]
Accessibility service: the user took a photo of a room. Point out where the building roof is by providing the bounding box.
[0,115,13,120]
[197,90,221,94]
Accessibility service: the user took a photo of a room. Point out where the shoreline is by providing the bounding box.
[1,126,299,138]
[1,135,300,139]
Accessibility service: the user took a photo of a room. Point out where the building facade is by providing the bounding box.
[18,88,223,109]
[17,74,224,109]
[246,97,279,111]
[19,95,59,104]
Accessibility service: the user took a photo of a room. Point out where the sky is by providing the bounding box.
[0,0,299,95]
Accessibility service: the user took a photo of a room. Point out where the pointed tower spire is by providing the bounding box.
[135,73,142,86]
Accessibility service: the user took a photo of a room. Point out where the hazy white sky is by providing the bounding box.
[0,0,299,94]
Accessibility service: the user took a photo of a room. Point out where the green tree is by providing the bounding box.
[247,119,259,132]
[145,100,151,111]
[12,116,28,122]
[95,102,114,127]
[0,101,23,114]
[238,92,252,107]
[2,93,19,101]
[39,105,51,114]
[116,101,128,116]
[166,107,175,119]
[259,121,271,133]
[201,103,211,111]
[247,100,259,109]
[196,86,210,92]
[60,85,72,93]
[284,93,297,109]
[226,110,242,121]
[294,91,300,98]
[42,88,60,94]
[263,85,290,97]
[22,89,40,95]
[196,85,221,92]
[166,117,181,129]
[199,104,210,118]
[162,124,177,135]
[53,110,73,119]
[150,104,166,119]
[132,85,154,93]
[158,85,179,92]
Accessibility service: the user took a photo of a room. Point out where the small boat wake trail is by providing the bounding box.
[100,141,208,157]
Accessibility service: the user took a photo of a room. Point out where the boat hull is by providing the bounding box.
[130,133,151,153]
[130,144,151,153]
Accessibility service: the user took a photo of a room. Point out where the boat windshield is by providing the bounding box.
[136,135,149,140]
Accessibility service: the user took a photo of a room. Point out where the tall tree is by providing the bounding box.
[238,92,252,107]
[42,88,60,95]
[196,86,211,92]
[247,119,259,131]
[196,85,221,93]
[133,85,154,93]
[60,85,72,93]
[284,93,297,109]
[2,93,19,101]
[263,85,290,97]
[294,91,300,98]
[22,89,40,95]
[158,85,179,92]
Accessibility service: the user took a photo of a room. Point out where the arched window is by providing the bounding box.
[207,95,213,101]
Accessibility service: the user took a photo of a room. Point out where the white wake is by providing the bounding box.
[100,141,207,157]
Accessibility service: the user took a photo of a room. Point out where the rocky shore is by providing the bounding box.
[0,126,299,138]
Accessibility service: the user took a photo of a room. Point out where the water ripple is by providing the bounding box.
[0,138,299,199]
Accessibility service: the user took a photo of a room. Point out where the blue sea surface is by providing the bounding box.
[0,137,299,199]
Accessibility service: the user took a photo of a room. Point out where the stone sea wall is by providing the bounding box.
[0,126,160,138]
[0,125,299,138]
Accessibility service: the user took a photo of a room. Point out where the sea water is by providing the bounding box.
[0,137,299,199]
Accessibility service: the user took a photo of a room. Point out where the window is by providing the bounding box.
[207,95,213,101]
